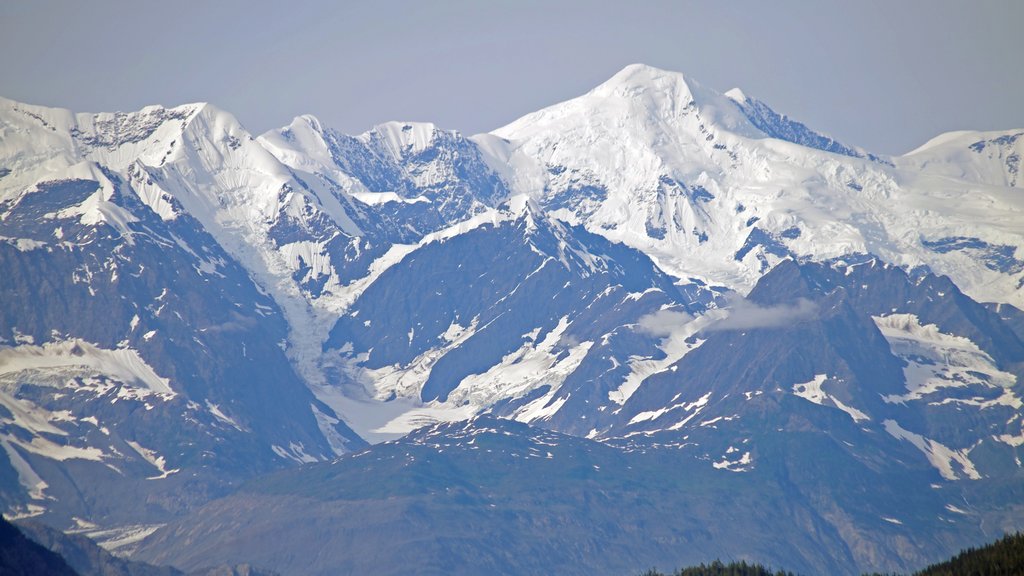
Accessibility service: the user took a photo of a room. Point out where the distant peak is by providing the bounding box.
[164,101,209,114]
[592,63,694,98]
[371,120,440,137]
[366,121,443,158]
[266,113,330,146]
[293,114,325,133]
[503,193,540,216]
[100,101,210,124]
[491,64,719,142]
[724,87,748,103]
[275,114,329,143]
[143,101,237,133]
[725,91,878,160]
[607,63,683,82]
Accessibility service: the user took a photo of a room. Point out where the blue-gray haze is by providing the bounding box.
[1,0,1020,155]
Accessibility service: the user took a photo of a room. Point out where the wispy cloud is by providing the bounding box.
[634,298,818,339]
[705,297,818,332]
[636,309,694,337]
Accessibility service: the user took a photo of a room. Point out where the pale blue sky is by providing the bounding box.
[1,1,1020,154]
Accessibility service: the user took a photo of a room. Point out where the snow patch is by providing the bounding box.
[629,391,712,427]
[792,374,869,422]
[713,450,753,472]
[87,524,165,554]
[873,314,1019,407]
[350,191,430,205]
[271,443,319,464]
[613,309,719,404]
[125,440,178,480]
[0,440,49,500]
[883,419,981,481]
[205,400,243,430]
[0,339,174,396]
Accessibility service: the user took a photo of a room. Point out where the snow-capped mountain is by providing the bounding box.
[259,115,509,244]
[297,64,1024,446]
[1,63,1023,574]
[492,64,1024,308]
[316,195,721,441]
[610,258,1024,476]
[0,97,368,539]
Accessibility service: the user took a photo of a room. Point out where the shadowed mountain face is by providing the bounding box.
[0,170,364,531]
[323,200,719,422]
[0,516,78,576]
[14,519,279,576]
[0,63,1023,575]
[131,259,1024,576]
[131,416,998,576]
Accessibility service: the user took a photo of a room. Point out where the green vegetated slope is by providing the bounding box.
[648,532,1024,576]
[639,559,795,575]
[908,532,1024,576]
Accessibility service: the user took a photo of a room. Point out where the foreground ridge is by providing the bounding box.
[640,560,796,576]
[904,532,1024,576]
[646,532,1024,576]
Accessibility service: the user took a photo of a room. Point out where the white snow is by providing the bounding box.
[50,163,138,240]
[713,450,753,472]
[441,321,470,343]
[995,432,1024,447]
[611,309,713,405]
[0,339,174,396]
[0,339,184,491]
[349,191,430,205]
[310,403,352,453]
[945,504,969,515]
[372,121,440,158]
[873,314,1019,407]
[205,400,243,430]
[4,65,1024,459]
[0,237,47,251]
[0,440,49,500]
[125,440,178,480]
[490,65,1024,309]
[0,397,106,463]
[2,504,46,521]
[317,388,479,444]
[271,443,319,464]
[313,314,595,440]
[883,419,981,481]
[513,390,571,424]
[280,241,338,285]
[456,316,592,419]
[86,524,165,553]
[792,374,870,422]
[630,391,712,427]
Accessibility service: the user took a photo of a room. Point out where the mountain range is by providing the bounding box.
[1,64,1022,575]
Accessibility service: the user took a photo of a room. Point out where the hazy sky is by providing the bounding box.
[1,1,1020,155]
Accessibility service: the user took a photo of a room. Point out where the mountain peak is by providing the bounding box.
[588,63,698,113]
[724,87,748,103]
[597,63,689,90]
[291,113,326,134]
[365,121,442,158]
[492,64,709,143]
